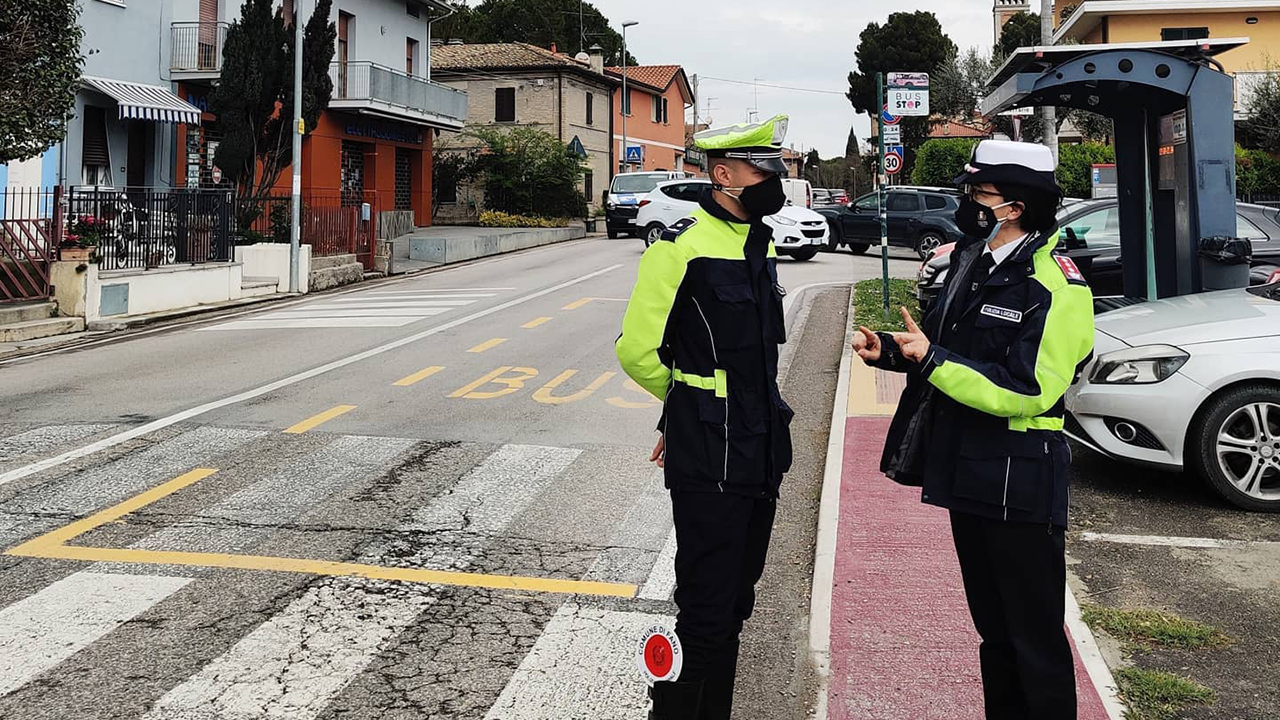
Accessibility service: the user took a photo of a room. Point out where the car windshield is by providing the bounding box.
[611,175,667,194]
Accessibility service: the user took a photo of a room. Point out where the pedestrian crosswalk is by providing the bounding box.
[201,287,514,331]
[0,424,675,718]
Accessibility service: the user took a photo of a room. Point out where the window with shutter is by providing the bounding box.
[651,95,660,123]
[662,97,669,124]
[495,87,516,122]
[585,92,593,125]
[82,106,111,185]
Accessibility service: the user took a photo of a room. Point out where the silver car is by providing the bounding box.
[1066,282,1280,512]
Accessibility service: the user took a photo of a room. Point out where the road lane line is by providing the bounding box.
[369,287,514,294]
[284,405,357,434]
[0,264,621,487]
[333,294,495,301]
[205,317,425,330]
[143,444,618,720]
[522,316,553,329]
[637,529,678,601]
[562,297,594,310]
[307,300,477,308]
[6,468,219,555]
[1078,532,1280,549]
[0,572,192,697]
[393,366,445,387]
[467,337,507,353]
[483,603,673,719]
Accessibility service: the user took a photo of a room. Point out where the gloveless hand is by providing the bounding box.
[851,326,882,363]
[892,307,931,362]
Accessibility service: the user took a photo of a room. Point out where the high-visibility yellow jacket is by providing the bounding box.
[616,191,794,496]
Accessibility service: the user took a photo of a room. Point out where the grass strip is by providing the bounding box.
[1081,604,1230,650]
[852,278,920,333]
[1115,667,1215,720]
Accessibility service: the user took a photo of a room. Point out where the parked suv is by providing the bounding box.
[606,171,688,239]
[816,187,963,258]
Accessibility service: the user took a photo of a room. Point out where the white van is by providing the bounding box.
[782,178,813,209]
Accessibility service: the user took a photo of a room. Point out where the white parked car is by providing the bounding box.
[633,179,829,261]
[1066,282,1280,512]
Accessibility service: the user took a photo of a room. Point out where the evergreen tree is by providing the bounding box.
[0,0,83,163]
[434,0,637,66]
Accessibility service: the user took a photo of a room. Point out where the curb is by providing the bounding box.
[806,290,856,720]
[1066,581,1128,720]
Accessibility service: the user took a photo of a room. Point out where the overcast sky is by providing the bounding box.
[590,0,997,159]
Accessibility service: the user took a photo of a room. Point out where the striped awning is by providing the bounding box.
[81,76,202,125]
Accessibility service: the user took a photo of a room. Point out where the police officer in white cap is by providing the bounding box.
[853,140,1095,719]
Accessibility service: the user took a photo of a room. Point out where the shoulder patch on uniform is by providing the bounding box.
[660,217,697,242]
[1054,255,1088,285]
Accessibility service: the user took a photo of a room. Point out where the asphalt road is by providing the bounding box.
[0,237,917,719]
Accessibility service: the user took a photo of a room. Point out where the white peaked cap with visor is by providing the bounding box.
[953,140,1062,198]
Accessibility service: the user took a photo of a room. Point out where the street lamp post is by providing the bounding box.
[289,0,304,293]
[621,21,638,173]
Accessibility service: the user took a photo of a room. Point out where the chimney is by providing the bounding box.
[550,42,558,54]
[430,38,444,48]
[447,38,463,45]
[588,43,604,74]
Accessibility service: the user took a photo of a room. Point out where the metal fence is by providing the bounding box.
[0,187,59,303]
[171,22,228,73]
[1239,193,1280,208]
[234,191,377,266]
[66,187,234,270]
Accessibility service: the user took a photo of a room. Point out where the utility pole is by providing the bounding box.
[621,21,637,173]
[877,72,890,318]
[289,0,304,293]
[1041,0,1058,162]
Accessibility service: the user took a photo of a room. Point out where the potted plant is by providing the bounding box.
[61,214,105,262]
[585,206,606,234]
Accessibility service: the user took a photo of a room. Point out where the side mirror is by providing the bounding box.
[1063,227,1085,250]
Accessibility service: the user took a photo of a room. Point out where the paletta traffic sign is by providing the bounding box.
[637,625,683,683]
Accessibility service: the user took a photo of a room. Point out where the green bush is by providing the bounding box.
[1235,144,1280,198]
[467,127,587,219]
[1056,142,1116,198]
[478,210,573,228]
[911,139,977,187]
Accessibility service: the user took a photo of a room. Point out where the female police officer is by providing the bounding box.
[852,140,1094,719]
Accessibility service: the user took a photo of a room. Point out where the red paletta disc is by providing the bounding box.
[644,634,673,678]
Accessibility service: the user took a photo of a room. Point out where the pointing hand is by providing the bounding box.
[892,307,931,363]
[851,326,882,364]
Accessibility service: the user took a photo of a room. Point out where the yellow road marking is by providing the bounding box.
[522,316,553,329]
[533,370,617,405]
[393,366,445,387]
[561,297,630,311]
[606,378,662,409]
[467,337,507,353]
[7,468,219,555]
[19,544,635,597]
[449,366,538,399]
[284,405,357,434]
[5,468,636,598]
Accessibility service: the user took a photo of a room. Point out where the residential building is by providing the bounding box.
[175,0,466,225]
[606,65,695,174]
[429,41,620,221]
[781,147,805,179]
[994,0,1033,44]
[928,118,993,140]
[3,0,465,229]
[1052,1,1280,118]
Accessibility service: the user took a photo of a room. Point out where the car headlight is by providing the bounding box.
[1089,344,1189,385]
[771,215,797,226]
[606,202,616,210]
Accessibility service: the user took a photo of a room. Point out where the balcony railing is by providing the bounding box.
[329,61,468,130]
[171,22,229,75]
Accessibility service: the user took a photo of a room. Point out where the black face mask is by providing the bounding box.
[736,173,787,218]
[954,196,1013,241]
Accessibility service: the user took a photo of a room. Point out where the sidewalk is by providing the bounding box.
[821,358,1118,720]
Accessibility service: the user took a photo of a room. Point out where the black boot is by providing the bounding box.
[649,680,704,720]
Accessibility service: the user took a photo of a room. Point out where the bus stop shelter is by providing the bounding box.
[979,38,1248,298]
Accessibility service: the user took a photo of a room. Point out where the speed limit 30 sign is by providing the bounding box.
[883,149,903,175]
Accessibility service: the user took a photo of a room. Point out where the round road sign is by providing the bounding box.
[881,104,901,126]
[636,625,683,683]
[883,150,903,175]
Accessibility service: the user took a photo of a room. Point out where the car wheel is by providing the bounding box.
[644,223,665,248]
[791,247,818,262]
[825,223,843,252]
[607,228,620,239]
[915,231,945,260]
[848,242,870,255]
[1188,384,1280,512]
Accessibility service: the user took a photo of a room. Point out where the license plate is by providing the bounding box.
[618,196,638,205]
